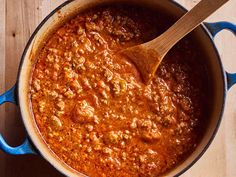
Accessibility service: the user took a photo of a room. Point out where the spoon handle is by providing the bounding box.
[149,0,229,57]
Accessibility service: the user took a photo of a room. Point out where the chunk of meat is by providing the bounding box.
[140,130,162,143]
[72,100,95,123]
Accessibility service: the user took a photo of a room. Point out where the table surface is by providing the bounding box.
[0,0,235,176]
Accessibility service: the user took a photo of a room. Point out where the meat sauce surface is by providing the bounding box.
[31,5,209,177]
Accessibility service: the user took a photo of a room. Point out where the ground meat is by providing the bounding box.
[31,4,210,177]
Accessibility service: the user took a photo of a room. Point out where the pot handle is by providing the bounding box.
[204,21,236,89]
[0,85,36,155]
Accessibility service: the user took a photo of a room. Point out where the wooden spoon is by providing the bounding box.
[121,0,229,83]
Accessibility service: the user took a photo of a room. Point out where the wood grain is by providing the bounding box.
[0,0,235,176]
[0,0,6,174]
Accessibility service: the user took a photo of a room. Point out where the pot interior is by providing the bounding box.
[18,0,226,176]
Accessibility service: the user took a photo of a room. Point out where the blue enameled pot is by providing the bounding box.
[0,0,235,176]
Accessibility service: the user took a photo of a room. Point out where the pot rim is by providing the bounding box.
[16,0,227,176]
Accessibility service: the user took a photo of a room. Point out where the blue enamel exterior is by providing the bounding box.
[226,72,236,90]
[0,85,36,155]
[0,85,17,104]
[0,136,36,155]
[204,22,236,90]
[204,21,236,37]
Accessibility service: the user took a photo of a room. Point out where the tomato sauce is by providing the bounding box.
[31,4,210,177]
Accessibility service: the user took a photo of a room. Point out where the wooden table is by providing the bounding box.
[0,0,235,176]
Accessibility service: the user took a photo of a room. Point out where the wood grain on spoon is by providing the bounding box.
[121,0,229,84]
